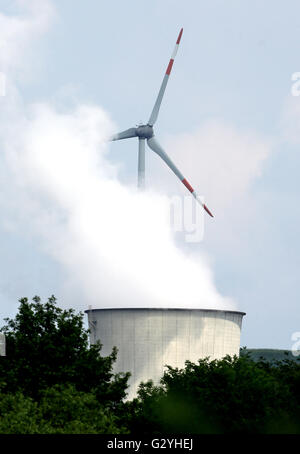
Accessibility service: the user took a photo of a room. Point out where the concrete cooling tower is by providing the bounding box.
[86,308,246,399]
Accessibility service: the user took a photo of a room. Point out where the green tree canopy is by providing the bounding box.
[0,385,128,434]
[129,354,300,434]
[0,296,129,407]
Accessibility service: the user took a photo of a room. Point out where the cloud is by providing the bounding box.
[160,120,272,214]
[281,95,300,145]
[0,0,55,73]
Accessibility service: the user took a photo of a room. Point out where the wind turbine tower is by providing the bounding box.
[87,30,247,399]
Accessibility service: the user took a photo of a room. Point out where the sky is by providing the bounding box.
[0,0,299,349]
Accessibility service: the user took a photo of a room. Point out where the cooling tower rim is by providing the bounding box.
[85,307,246,316]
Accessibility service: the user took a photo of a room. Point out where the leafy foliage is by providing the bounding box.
[0,296,130,407]
[0,391,39,434]
[129,354,300,434]
[0,385,128,434]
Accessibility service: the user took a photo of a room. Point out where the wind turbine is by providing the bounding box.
[111,28,213,218]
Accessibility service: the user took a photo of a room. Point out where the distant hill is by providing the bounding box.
[240,348,300,362]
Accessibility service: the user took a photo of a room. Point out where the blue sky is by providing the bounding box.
[0,0,299,349]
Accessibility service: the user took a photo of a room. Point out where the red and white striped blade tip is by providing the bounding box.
[203,204,214,218]
[177,28,183,44]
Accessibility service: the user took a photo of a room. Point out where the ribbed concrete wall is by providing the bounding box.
[86,308,245,399]
[0,334,5,356]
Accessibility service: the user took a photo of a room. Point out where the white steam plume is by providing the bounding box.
[0,0,236,312]
[1,102,235,311]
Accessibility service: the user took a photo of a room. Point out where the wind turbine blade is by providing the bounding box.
[110,128,137,141]
[148,28,183,126]
[147,136,214,217]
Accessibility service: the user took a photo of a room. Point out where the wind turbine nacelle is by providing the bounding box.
[136,124,154,139]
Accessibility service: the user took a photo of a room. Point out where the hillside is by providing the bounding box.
[240,348,300,362]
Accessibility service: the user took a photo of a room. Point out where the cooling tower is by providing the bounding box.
[86,308,245,399]
[0,334,5,356]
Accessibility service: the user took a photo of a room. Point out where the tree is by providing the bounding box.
[0,385,128,434]
[0,296,130,407]
[129,354,300,434]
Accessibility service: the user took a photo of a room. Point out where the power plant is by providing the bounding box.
[86,308,246,399]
